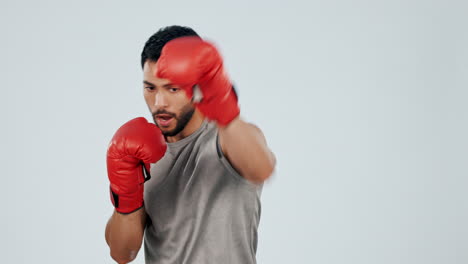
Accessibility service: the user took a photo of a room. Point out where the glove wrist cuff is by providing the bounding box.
[110,187,144,214]
[216,90,240,126]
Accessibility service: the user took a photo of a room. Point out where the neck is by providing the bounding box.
[166,110,204,143]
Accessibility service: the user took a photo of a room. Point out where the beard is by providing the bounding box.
[152,103,195,137]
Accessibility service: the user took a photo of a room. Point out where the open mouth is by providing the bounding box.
[156,114,174,127]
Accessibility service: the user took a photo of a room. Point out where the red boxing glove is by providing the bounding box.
[156,36,240,126]
[106,117,167,214]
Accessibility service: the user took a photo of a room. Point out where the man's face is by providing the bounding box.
[143,61,195,137]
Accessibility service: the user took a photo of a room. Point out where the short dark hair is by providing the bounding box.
[140,25,200,68]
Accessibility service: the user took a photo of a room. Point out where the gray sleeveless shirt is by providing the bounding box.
[143,121,263,264]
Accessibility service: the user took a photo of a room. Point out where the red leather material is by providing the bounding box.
[156,37,240,126]
[106,117,167,213]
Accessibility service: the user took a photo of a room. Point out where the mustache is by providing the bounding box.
[152,109,176,118]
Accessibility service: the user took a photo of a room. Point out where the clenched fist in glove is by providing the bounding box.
[156,36,240,126]
[106,117,167,214]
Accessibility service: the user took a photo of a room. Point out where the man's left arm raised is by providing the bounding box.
[218,117,276,184]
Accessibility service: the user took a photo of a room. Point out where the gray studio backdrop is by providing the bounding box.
[1,0,467,263]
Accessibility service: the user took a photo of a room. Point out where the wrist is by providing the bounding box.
[115,204,145,215]
[218,115,241,130]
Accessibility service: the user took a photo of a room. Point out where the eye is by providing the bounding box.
[169,87,179,93]
[145,86,155,91]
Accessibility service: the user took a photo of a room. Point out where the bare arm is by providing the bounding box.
[219,117,276,183]
[105,207,147,264]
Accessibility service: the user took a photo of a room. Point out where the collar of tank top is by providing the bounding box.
[165,119,209,155]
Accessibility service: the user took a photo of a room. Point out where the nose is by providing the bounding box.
[154,92,168,108]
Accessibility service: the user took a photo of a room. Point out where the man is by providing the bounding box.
[105,25,276,264]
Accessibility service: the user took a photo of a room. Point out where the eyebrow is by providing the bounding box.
[143,80,173,88]
[143,80,155,86]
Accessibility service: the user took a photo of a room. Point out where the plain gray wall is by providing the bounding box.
[1,0,467,263]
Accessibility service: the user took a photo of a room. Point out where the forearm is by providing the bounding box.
[219,117,276,183]
[105,207,147,263]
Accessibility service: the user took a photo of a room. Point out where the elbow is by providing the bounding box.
[262,151,277,181]
[251,157,276,184]
[110,249,138,264]
[259,164,276,183]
